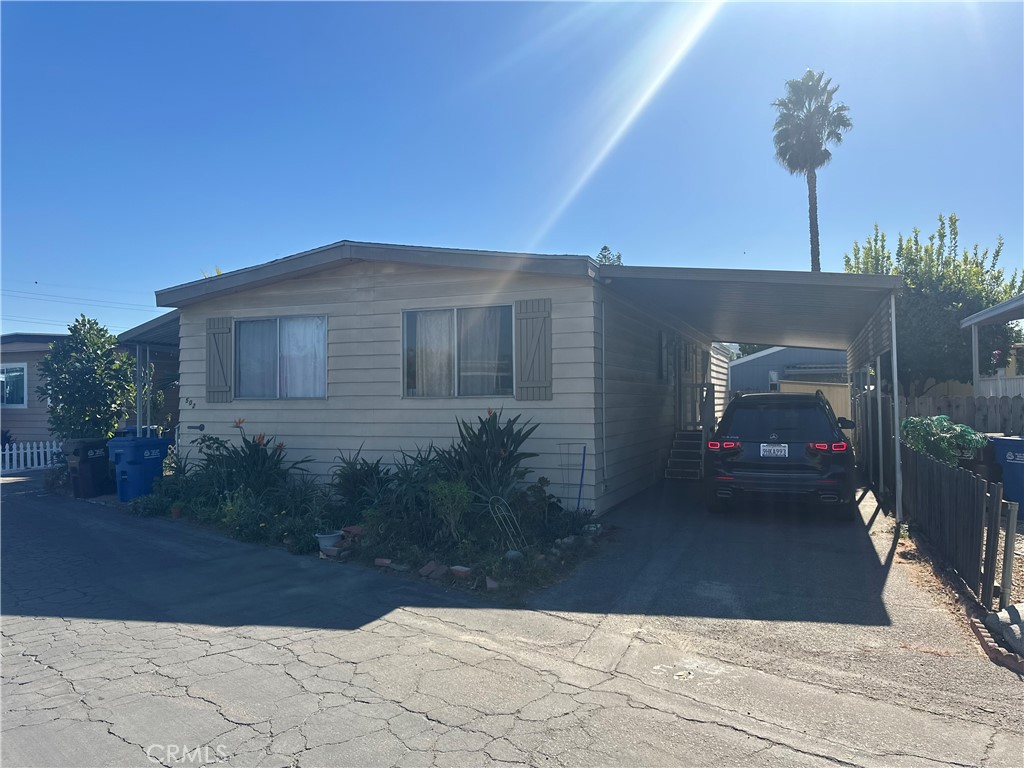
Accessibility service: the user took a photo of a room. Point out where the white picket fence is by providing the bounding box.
[1,440,63,473]
[976,374,1024,398]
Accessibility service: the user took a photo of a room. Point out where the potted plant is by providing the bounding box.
[314,530,344,551]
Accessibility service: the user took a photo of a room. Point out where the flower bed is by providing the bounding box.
[130,411,594,590]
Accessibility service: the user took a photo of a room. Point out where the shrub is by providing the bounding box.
[36,315,135,439]
[129,493,170,517]
[218,487,273,542]
[511,477,587,541]
[275,513,322,554]
[901,415,989,466]
[197,421,312,498]
[429,480,473,542]
[1,429,14,449]
[330,448,392,524]
[434,409,539,502]
[44,455,70,493]
[387,446,445,543]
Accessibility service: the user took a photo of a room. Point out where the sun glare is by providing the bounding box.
[529,2,724,250]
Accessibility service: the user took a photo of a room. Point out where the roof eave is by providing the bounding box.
[600,264,902,291]
[959,294,1024,329]
[156,240,596,308]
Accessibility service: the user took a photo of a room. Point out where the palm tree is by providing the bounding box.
[772,70,853,272]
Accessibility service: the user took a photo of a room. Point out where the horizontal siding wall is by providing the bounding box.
[1,349,54,443]
[709,344,730,422]
[596,292,684,513]
[176,260,600,509]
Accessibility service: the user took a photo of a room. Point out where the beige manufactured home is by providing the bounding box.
[147,240,899,514]
[150,242,726,513]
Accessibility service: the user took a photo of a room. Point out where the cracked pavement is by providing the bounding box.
[2,476,1022,767]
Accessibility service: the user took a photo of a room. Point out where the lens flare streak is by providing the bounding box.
[531,2,724,248]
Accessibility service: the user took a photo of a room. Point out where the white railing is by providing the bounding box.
[1,440,63,473]
[975,375,1024,398]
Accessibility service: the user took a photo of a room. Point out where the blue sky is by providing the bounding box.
[2,2,1021,336]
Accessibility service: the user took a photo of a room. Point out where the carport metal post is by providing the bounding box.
[890,293,904,523]
[145,345,152,437]
[876,354,884,505]
[135,343,143,437]
[971,324,980,392]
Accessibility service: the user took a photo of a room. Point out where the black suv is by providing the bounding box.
[703,391,857,513]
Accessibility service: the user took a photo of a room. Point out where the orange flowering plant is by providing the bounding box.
[192,419,310,497]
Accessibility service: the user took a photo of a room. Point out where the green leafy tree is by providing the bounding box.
[845,214,1022,396]
[772,70,853,272]
[596,245,623,265]
[36,315,136,439]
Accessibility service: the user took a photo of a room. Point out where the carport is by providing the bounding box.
[117,310,181,438]
[599,265,905,519]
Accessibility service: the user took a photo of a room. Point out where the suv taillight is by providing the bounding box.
[809,442,848,453]
[708,441,741,451]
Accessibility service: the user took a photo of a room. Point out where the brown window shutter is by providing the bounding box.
[206,317,233,403]
[515,299,552,401]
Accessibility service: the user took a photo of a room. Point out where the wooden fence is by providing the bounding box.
[901,443,1015,609]
[0,440,63,473]
[900,394,1023,436]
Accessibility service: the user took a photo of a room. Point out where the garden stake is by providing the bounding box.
[576,446,587,511]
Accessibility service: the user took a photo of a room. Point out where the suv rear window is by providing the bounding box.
[719,401,835,439]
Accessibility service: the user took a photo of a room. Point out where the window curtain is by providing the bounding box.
[458,306,512,396]
[280,316,326,398]
[236,320,278,398]
[413,310,453,397]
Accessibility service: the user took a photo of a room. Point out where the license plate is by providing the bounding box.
[760,443,788,458]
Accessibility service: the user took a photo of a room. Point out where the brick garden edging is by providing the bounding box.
[970,616,1024,675]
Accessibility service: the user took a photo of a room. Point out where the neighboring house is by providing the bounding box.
[144,240,899,514]
[728,346,847,395]
[961,294,1024,399]
[728,346,855,419]
[0,333,66,443]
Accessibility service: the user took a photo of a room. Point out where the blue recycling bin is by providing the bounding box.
[990,435,1024,511]
[107,437,172,503]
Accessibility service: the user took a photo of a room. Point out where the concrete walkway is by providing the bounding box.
[2,478,1021,767]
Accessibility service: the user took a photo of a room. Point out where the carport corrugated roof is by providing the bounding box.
[118,310,180,348]
[600,265,900,350]
[959,293,1024,329]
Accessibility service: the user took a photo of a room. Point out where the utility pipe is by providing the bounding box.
[1000,502,1018,610]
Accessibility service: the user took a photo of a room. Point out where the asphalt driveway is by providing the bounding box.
[2,475,1022,767]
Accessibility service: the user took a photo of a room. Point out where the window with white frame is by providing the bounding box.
[404,306,513,397]
[1,363,28,408]
[235,316,326,399]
